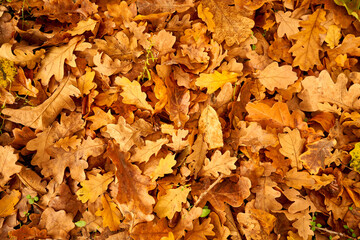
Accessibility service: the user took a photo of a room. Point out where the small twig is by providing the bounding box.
[194,174,223,207]
[315,226,359,240]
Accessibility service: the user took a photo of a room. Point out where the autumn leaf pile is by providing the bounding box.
[1,0,360,239]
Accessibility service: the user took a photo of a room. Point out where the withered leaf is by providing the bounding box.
[0,145,22,187]
[3,75,81,130]
[106,141,156,221]
[201,0,254,46]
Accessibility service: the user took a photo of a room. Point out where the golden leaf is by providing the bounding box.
[289,9,326,71]
[275,11,300,38]
[0,190,21,217]
[130,138,169,163]
[95,194,122,231]
[35,36,81,85]
[325,25,341,49]
[67,18,98,36]
[2,75,80,130]
[87,107,116,131]
[151,153,176,181]
[76,172,114,203]
[195,70,238,94]
[115,76,154,112]
[0,43,45,69]
[154,186,191,219]
[0,145,22,187]
[77,67,96,96]
[197,3,215,32]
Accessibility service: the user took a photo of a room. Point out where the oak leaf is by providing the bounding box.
[327,34,360,62]
[67,17,98,36]
[165,84,190,128]
[77,67,96,96]
[0,146,22,187]
[93,52,131,76]
[195,71,239,94]
[199,105,223,149]
[245,101,294,129]
[284,168,316,190]
[325,25,341,49]
[136,0,194,15]
[0,190,21,217]
[102,117,138,152]
[106,141,156,221]
[150,30,176,56]
[115,76,154,112]
[278,127,305,169]
[186,134,208,178]
[9,225,48,240]
[76,172,114,203]
[154,186,190,219]
[255,62,298,91]
[197,3,215,32]
[289,8,326,71]
[39,208,75,240]
[87,107,116,131]
[252,177,282,212]
[298,70,360,112]
[209,212,230,240]
[192,177,251,211]
[283,210,314,239]
[275,11,300,38]
[26,112,84,169]
[282,187,316,214]
[0,43,45,69]
[184,218,215,240]
[54,135,81,151]
[131,218,171,240]
[2,75,81,130]
[151,153,176,181]
[299,138,336,174]
[35,36,81,85]
[199,150,237,178]
[201,0,254,46]
[130,138,169,163]
[43,137,105,183]
[232,121,278,152]
[95,194,122,231]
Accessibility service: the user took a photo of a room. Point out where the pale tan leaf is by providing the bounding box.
[278,127,305,169]
[67,18,98,36]
[200,150,237,178]
[131,138,169,163]
[0,146,22,187]
[199,105,223,149]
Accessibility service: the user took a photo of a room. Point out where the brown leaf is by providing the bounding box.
[199,104,223,149]
[252,177,282,212]
[184,218,215,240]
[192,177,251,211]
[131,217,171,240]
[0,146,22,187]
[106,141,156,221]
[95,194,122,231]
[38,208,75,239]
[2,75,81,130]
[0,190,21,217]
[299,138,336,174]
[9,225,48,240]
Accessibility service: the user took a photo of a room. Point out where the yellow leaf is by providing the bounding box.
[35,36,81,85]
[87,107,116,131]
[2,75,80,130]
[153,71,168,113]
[289,9,326,71]
[199,105,223,149]
[115,76,154,112]
[0,190,21,217]
[151,153,176,181]
[76,172,114,203]
[77,67,96,96]
[198,3,215,32]
[0,145,22,187]
[67,18,98,36]
[256,62,298,91]
[201,0,254,46]
[195,70,239,94]
[95,194,122,231]
[325,25,341,49]
[154,186,190,219]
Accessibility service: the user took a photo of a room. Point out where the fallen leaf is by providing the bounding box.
[76,172,114,203]
[2,75,81,130]
[0,190,21,217]
[151,153,176,181]
[195,70,239,94]
[0,146,22,187]
[38,208,75,239]
[279,127,305,169]
[154,186,190,219]
[199,150,237,178]
[199,105,223,149]
[95,194,122,231]
[275,11,300,38]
